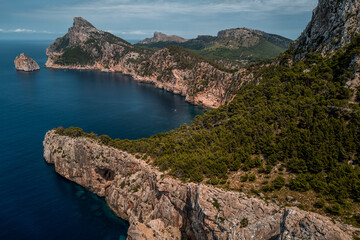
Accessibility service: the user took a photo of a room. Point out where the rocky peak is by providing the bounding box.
[293,0,360,59]
[72,17,95,30]
[139,31,188,44]
[217,27,262,39]
[14,53,40,72]
[217,27,292,49]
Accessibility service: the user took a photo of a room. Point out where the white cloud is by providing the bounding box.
[0,28,56,34]
[13,28,36,33]
[121,30,147,35]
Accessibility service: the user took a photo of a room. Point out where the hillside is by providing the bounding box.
[136,28,292,65]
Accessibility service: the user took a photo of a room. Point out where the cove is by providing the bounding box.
[0,40,203,240]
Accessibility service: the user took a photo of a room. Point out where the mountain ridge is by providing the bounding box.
[137,27,292,65]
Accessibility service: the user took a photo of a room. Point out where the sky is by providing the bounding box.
[0,0,318,41]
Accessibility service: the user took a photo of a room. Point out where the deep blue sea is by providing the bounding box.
[0,40,203,240]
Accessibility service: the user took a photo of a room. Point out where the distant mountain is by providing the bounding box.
[138,32,188,44]
[137,27,293,65]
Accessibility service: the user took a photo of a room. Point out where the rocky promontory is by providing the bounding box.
[14,53,40,72]
[43,130,358,240]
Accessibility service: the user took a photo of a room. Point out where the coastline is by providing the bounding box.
[43,130,358,240]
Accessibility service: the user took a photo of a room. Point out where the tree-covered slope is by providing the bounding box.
[57,36,360,220]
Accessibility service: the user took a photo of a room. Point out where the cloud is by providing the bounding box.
[26,0,317,21]
[121,30,147,35]
[13,28,36,33]
[0,28,56,34]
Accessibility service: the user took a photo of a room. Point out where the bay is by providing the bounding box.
[0,40,203,240]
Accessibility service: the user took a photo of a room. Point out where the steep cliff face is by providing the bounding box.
[45,17,249,108]
[43,131,358,240]
[139,32,188,44]
[293,0,360,59]
[14,53,40,71]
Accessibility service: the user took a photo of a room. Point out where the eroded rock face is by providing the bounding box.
[293,0,360,59]
[43,130,357,240]
[14,53,40,72]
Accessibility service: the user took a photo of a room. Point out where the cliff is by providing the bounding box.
[293,0,360,59]
[14,53,40,72]
[138,32,188,44]
[45,17,250,108]
[43,130,358,240]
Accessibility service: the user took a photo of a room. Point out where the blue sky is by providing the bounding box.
[0,0,318,41]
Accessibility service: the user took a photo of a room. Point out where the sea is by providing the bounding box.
[0,40,204,240]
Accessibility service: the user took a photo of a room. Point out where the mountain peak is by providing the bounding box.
[73,17,95,29]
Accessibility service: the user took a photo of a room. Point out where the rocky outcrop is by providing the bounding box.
[14,53,40,71]
[45,17,252,108]
[293,0,360,59]
[280,208,356,240]
[43,130,358,240]
[139,32,188,44]
[217,28,292,49]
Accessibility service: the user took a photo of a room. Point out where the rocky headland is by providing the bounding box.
[14,53,40,72]
[44,17,258,108]
[43,130,358,240]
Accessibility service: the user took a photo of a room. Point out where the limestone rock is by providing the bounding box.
[14,53,40,72]
[293,0,360,59]
[280,207,358,240]
[43,130,358,240]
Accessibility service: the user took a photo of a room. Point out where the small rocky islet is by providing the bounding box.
[14,53,40,72]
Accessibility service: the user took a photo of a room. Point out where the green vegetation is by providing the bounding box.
[212,198,220,210]
[55,47,94,65]
[136,35,289,65]
[240,218,249,228]
[165,46,238,73]
[194,38,286,63]
[56,37,360,210]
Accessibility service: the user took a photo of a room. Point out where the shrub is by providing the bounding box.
[240,218,248,228]
[272,176,286,190]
